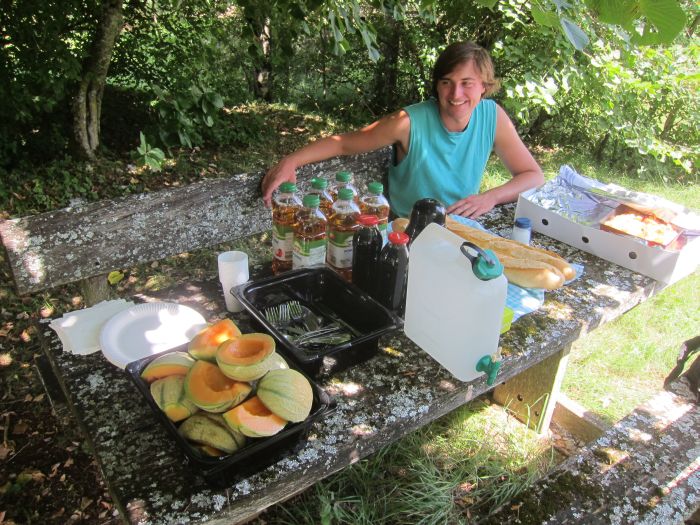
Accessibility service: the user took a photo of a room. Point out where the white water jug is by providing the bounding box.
[404,223,507,383]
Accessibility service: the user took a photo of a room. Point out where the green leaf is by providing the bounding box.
[107,271,125,285]
[639,0,686,42]
[560,17,590,50]
[474,0,498,8]
[204,114,214,127]
[586,0,638,27]
[531,4,559,27]
[149,148,165,162]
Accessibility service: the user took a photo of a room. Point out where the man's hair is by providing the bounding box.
[431,41,501,98]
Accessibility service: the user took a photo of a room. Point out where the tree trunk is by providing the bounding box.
[251,17,273,101]
[371,16,401,114]
[73,0,124,160]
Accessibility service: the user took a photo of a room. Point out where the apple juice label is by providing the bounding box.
[272,223,294,261]
[293,237,326,268]
[327,230,354,269]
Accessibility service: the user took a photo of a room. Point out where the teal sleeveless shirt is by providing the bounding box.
[388,98,497,218]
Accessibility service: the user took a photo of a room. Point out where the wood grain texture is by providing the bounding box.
[1,148,391,294]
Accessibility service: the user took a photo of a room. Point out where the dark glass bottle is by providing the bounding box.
[352,214,383,296]
[405,198,446,245]
[376,231,410,315]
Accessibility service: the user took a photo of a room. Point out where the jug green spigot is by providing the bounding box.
[476,349,502,386]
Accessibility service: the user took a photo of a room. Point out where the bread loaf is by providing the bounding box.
[445,216,574,290]
[391,218,409,234]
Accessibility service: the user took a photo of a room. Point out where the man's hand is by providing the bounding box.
[446,192,498,219]
[261,157,297,207]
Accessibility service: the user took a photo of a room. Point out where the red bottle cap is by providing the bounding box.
[388,232,409,245]
[358,214,379,226]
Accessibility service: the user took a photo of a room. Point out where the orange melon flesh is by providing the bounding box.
[188,318,242,362]
[184,360,251,413]
[141,351,196,382]
[223,396,287,438]
[217,333,275,366]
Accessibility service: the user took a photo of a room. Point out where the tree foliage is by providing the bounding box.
[0,0,696,176]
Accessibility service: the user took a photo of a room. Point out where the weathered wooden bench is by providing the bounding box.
[0,148,392,306]
[481,373,699,524]
[1,149,686,524]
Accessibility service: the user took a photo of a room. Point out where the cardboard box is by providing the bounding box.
[515,189,700,285]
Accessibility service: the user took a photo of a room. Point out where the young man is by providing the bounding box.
[261,42,543,219]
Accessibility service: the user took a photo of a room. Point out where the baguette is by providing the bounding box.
[488,239,576,281]
[498,256,565,290]
[391,217,409,234]
[444,216,574,289]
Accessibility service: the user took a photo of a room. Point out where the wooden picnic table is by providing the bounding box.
[38,204,663,524]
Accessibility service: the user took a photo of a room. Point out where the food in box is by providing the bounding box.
[600,205,681,248]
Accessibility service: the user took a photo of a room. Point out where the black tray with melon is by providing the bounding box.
[125,318,333,488]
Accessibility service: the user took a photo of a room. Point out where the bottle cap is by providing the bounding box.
[388,232,409,245]
[303,194,320,208]
[279,182,297,193]
[514,217,531,229]
[368,181,384,194]
[337,187,354,201]
[358,214,379,226]
[336,171,352,182]
[311,177,328,190]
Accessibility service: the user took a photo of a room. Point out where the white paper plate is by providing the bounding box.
[100,302,207,368]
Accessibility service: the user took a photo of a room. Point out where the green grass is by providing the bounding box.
[258,400,558,524]
[563,271,700,424]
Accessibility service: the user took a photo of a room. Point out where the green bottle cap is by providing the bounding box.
[303,194,320,208]
[279,182,297,193]
[337,187,354,201]
[472,248,504,281]
[368,181,384,194]
[311,178,328,190]
[336,171,352,183]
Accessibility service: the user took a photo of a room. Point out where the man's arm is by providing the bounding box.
[446,105,544,218]
[261,111,410,206]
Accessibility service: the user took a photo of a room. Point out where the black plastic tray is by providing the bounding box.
[125,346,333,488]
[233,266,402,377]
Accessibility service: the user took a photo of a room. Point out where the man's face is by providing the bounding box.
[435,59,486,126]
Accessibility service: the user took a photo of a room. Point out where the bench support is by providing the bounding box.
[492,345,570,434]
[79,274,113,306]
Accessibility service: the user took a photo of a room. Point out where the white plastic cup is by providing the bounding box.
[217,251,249,312]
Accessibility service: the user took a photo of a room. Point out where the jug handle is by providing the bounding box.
[459,241,496,267]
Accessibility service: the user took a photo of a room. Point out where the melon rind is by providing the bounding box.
[218,351,278,382]
[150,375,199,422]
[178,412,246,454]
[257,369,314,423]
[141,351,196,382]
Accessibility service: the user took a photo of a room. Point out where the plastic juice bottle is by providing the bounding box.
[375,231,410,315]
[326,187,360,281]
[360,181,391,245]
[271,181,302,274]
[293,194,328,269]
[308,177,334,220]
[329,171,359,203]
[352,214,383,296]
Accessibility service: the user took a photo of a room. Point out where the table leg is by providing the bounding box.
[492,346,570,434]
